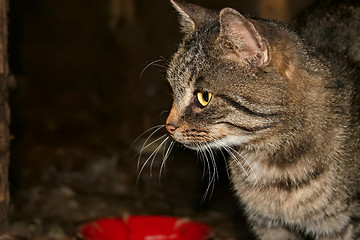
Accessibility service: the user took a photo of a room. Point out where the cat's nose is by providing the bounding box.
[165,122,178,134]
[166,107,179,135]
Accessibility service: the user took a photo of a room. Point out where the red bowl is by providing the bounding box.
[77,215,213,240]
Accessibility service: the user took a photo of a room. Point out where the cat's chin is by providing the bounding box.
[182,143,202,150]
[181,135,250,151]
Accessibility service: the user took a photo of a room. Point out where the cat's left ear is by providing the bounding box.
[218,8,269,65]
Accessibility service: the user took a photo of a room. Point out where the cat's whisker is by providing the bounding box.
[226,147,250,177]
[136,125,166,171]
[161,138,169,160]
[156,56,171,69]
[201,160,217,203]
[199,141,218,202]
[131,124,165,150]
[137,134,167,173]
[197,141,215,199]
[195,141,208,181]
[140,132,167,155]
[227,145,258,184]
[225,147,250,176]
[159,140,175,180]
[201,143,213,185]
[136,135,169,184]
[213,137,250,178]
[196,142,208,181]
[210,136,230,178]
[149,136,170,177]
[219,146,230,178]
[206,142,219,182]
[139,59,166,79]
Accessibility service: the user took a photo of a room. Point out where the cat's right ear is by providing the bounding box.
[218,8,270,65]
[171,0,216,34]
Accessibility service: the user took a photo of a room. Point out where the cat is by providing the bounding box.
[164,0,360,239]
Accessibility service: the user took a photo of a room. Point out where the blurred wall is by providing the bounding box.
[8,0,314,196]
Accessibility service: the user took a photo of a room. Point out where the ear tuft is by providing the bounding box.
[170,0,195,34]
[171,0,217,34]
[219,8,269,65]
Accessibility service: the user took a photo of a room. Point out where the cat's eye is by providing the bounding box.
[197,91,212,107]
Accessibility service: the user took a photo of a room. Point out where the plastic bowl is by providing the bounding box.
[77,215,213,240]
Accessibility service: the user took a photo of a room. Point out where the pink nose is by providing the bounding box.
[166,107,179,135]
[165,122,177,134]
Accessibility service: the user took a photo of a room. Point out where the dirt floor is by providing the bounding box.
[9,138,253,239]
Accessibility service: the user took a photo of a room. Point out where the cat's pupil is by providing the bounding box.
[203,92,209,102]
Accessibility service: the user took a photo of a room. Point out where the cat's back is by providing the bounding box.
[295,0,360,64]
[296,0,360,128]
[296,0,360,189]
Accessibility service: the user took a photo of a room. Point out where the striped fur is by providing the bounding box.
[166,1,360,239]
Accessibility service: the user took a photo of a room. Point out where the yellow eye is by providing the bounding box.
[197,91,212,107]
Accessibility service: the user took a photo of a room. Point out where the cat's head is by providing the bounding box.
[166,0,304,151]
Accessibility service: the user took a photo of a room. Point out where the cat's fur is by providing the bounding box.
[165,0,360,239]
[295,0,360,64]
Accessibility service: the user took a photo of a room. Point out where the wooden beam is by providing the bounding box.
[0,0,10,235]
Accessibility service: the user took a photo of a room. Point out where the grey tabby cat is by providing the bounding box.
[164,0,360,239]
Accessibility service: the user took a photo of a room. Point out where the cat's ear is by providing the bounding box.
[171,0,217,34]
[219,8,269,65]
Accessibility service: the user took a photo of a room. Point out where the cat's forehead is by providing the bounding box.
[167,22,221,106]
[168,23,219,80]
[167,40,205,92]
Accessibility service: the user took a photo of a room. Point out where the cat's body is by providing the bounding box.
[295,0,360,64]
[164,0,360,239]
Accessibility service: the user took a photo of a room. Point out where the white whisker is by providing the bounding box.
[227,145,258,183]
[149,137,169,177]
[136,135,168,183]
[159,141,175,179]
[219,148,230,178]
[209,136,257,183]
[198,141,218,202]
[221,144,249,177]
[210,136,230,178]
[141,134,167,154]
[139,59,166,79]
[137,126,166,171]
[199,142,212,184]
[131,124,165,150]
[197,144,208,181]
[207,142,219,181]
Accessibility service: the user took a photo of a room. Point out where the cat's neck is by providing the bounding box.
[242,20,351,163]
[234,123,343,188]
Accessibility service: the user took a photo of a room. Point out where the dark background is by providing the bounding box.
[7,0,314,239]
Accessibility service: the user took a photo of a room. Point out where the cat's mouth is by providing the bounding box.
[171,136,219,150]
[176,134,250,151]
[178,139,225,151]
[167,124,251,150]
